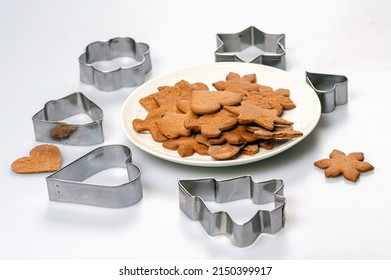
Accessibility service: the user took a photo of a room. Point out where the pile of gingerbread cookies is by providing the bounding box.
[132,72,303,160]
[10,71,374,182]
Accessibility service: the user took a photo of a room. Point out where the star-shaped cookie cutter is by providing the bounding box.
[46,145,142,208]
[306,71,348,113]
[178,176,286,247]
[79,37,152,91]
[32,92,104,146]
[215,26,286,70]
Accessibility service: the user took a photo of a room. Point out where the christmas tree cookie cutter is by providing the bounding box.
[178,175,286,247]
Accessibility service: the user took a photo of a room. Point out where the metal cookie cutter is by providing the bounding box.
[215,26,286,70]
[46,145,142,208]
[178,176,285,247]
[32,92,104,146]
[79,37,152,91]
[306,71,348,113]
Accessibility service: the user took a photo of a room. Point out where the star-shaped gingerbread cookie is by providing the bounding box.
[314,149,374,182]
[224,103,293,130]
[243,89,296,116]
[212,72,260,94]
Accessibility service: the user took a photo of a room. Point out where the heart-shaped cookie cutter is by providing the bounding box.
[32,92,104,146]
[79,37,152,91]
[215,26,286,70]
[306,71,348,113]
[46,145,142,208]
[178,176,285,247]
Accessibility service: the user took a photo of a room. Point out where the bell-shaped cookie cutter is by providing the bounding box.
[178,176,285,247]
[306,71,348,113]
[79,37,152,91]
[46,145,142,208]
[32,92,104,146]
[215,26,286,70]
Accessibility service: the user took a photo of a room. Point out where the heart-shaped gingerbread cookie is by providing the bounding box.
[11,144,62,174]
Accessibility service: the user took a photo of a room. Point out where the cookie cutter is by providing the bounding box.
[46,145,142,208]
[215,26,286,70]
[306,71,348,113]
[32,92,104,146]
[178,176,285,247]
[79,37,152,91]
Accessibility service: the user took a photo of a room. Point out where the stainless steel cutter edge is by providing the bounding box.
[79,37,152,91]
[215,26,286,70]
[306,71,348,113]
[46,145,142,208]
[32,92,104,146]
[178,176,285,247]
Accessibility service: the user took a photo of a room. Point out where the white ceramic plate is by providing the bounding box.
[120,62,321,167]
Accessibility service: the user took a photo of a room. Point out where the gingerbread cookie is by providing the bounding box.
[242,143,260,156]
[207,143,243,160]
[162,136,208,157]
[184,109,238,138]
[224,103,293,130]
[220,125,258,145]
[157,100,199,139]
[139,80,208,111]
[50,124,76,139]
[138,93,159,112]
[244,89,296,116]
[195,125,257,146]
[132,103,179,142]
[190,90,242,115]
[131,72,303,160]
[314,149,374,182]
[259,139,274,150]
[248,126,303,139]
[11,144,62,174]
[153,80,208,107]
[212,72,260,94]
[156,111,192,139]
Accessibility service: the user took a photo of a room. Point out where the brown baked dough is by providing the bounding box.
[11,144,62,174]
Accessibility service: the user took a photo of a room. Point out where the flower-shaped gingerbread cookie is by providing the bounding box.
[314,149,374,182]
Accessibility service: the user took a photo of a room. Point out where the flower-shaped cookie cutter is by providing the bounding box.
[306,71,348,113]
[46,145,142,208]
[32,92,104,146]
[215,26,286,70]
[79,37,152,91]
[178,176,286,247]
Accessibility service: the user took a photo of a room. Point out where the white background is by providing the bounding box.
[1,0,391,260]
